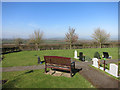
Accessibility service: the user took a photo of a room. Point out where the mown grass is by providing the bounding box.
[100,64,110,70]
[2,69,94,88]
[2,48,118,67]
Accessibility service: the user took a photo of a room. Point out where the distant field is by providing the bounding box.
[2,48,118,67]
[2,39,66,44]
[43,40,67,44]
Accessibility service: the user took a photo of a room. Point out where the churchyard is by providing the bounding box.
[74,49,119,79]
[1,1,119,88]
[1,47,119,88]
[92,58,119,79]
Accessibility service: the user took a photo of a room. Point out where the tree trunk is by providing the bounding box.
[35,43,39,51]
[70,44,71,49]
[100,43,102,48]
[19,45,22,50]
[70,43,72,49]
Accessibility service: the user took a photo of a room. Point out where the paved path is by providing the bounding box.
[75,60,119,88]
[1,59,118,72]
[1,65,44,72]
[1,59,120,88]
[100,59,118,64]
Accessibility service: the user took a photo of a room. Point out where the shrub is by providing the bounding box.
[94,52,101,59]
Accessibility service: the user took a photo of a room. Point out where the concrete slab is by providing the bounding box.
[62,73,71,78]
[53,71,63,76]
[45,70,55,75]
[45,70,71,77]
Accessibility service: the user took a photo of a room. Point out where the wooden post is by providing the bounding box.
[103,58,107,71]
[98,59,100,68]
[70,69,72,77]
[44,57,47,73]
[70,65,72,77]
[104,60,105,71]
[74,62,75,69]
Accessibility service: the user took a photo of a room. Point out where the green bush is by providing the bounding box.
[94,52,101,59]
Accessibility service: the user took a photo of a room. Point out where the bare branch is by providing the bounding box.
[91,27,110,48]
[29,29,44,50]
[65,27,78,49]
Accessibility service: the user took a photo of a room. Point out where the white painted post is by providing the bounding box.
[92,58,99,68]
[74,50,78,59]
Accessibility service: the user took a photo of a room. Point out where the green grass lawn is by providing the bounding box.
[2,69,94,88]
[100,63,110,70]
[2,48,118,67]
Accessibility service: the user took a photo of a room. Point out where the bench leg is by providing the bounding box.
[74,63,75,69]
[70,70,72,77]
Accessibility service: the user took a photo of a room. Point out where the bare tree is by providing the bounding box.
[14,38,23,50]
[91,27,110,48]
[29,29,44,50]
[65,27,78,49]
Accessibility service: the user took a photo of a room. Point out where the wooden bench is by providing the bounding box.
[44,56,75,77]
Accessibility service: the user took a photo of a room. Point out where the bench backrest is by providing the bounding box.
[44,56,71,66]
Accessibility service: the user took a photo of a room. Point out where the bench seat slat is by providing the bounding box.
[47,65,70,68]
[47,66,71,71]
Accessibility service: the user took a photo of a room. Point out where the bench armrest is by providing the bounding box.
[71,61,75,64]
[71,61,75,69]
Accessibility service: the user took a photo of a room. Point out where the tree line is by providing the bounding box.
[14,27,110,50]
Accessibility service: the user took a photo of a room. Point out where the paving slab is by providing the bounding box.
[45,70,71,77]
[62,73,71,78]
[52,71,62,76]
[45,70,55,75]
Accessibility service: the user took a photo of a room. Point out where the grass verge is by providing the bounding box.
[2,69,94,88]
